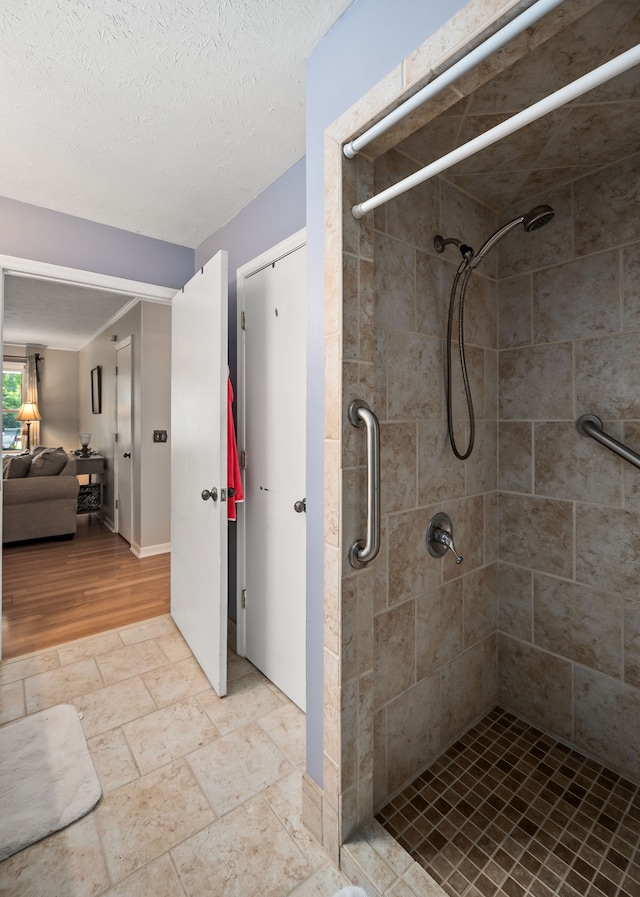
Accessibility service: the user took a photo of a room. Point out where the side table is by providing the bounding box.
[74,454,105,515]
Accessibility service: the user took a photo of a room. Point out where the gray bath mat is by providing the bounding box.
[0,703,102,860]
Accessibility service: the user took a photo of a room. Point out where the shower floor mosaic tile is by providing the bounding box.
[376,707,640,897]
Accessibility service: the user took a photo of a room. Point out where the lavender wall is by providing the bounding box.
[304,0,469,784]
[0,195,193,288]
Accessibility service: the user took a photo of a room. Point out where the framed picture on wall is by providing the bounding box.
[91,366,102,414]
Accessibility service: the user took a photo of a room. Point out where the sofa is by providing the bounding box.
[2,447,79,543]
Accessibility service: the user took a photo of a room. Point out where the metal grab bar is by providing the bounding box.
[348,400,380,568]
[576,414,640,470]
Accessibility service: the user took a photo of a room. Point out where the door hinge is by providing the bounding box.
[115,366,118,376]
[241,589,246,609]
[241,311,246,330]
[115,432,119,443]
[115,498,119,509]
[240,450,246,469]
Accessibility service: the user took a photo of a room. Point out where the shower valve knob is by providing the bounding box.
[433,528,463,564]
[427,512,463,564]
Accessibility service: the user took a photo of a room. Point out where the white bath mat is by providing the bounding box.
[0,703,102,860]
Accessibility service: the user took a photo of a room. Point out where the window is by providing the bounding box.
[2,359,26,451]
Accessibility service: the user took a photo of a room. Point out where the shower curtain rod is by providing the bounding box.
[343,0,565,159]
[351,43,640,219]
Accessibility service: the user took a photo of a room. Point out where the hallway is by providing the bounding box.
[0,615,349,896]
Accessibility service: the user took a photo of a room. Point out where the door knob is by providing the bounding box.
[201,487,218,502]
[294,498,306,513]
[123,452,131,458]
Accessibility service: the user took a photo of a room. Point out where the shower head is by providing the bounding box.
[469,204,555,268]
[523,204,555,232]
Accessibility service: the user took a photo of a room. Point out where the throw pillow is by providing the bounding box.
[28,447,68,477]
[3,455,32,479]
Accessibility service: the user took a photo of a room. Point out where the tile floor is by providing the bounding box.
[376,707,640,897]
[0,614,351,897]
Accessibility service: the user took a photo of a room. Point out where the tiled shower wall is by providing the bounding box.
[338,147,502,828]
[496,150,640,784]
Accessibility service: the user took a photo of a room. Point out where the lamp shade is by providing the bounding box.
[15,401,42,422]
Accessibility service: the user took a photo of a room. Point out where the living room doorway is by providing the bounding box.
[0,254,174,660]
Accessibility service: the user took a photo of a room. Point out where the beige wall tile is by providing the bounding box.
[622,241,640,330]
[380,422,418,514]
[463,563,497,649]
[376,150,439,253]
[463,271,497,350]
[624,598,640,688]
[575,153,640,255]
[498,634,572,740]
[498,563,533,642]
[323,648,340,767]
[534,574,623,679]
[534,421,623,506]
[484,491,498,565]
[441,642,485,746]
[484,632,498,709]
[466,419,497,496]
[450,342,485,423]
[386,332,442,420]
[417,253,455,339]
[533,251,621,343]
[499,343,573,421]
[386,674,442,797]
[498,421,532,493]
[343,252,359,361]
[576,333,640,419]
[374,599,416,708]
[374,231,416,332]
[388,507,442,604]
[416,580,464,680]
[574,666,640,783]
[418,420,465,505]
[499,493,573,579]
[622,421,640,509]
[360,257,376,364]
[498,273,532,349]
[576,503,640,594]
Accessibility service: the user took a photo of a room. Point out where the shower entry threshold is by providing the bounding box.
[375,707,640,897]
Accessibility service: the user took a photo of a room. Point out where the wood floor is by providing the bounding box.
[2,515,170,660]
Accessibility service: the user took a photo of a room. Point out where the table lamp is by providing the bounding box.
[79,433,92,456]
[15,401,42,451]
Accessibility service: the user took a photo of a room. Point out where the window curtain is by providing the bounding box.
[26,353,41,448]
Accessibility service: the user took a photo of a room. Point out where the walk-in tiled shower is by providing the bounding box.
[321,1,640,893]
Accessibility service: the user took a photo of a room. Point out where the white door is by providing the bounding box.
[237,233,307,710]
[171,252,228,697]
[115,338,133,544]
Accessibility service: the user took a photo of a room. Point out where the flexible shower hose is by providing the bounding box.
[446,263,475,459]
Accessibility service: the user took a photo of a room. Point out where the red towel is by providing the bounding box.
[227,377,244,521]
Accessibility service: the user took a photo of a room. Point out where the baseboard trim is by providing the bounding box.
[130,541,171,558]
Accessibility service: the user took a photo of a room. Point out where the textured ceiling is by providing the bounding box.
[0,0,354,248]
[3,276,137,351]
